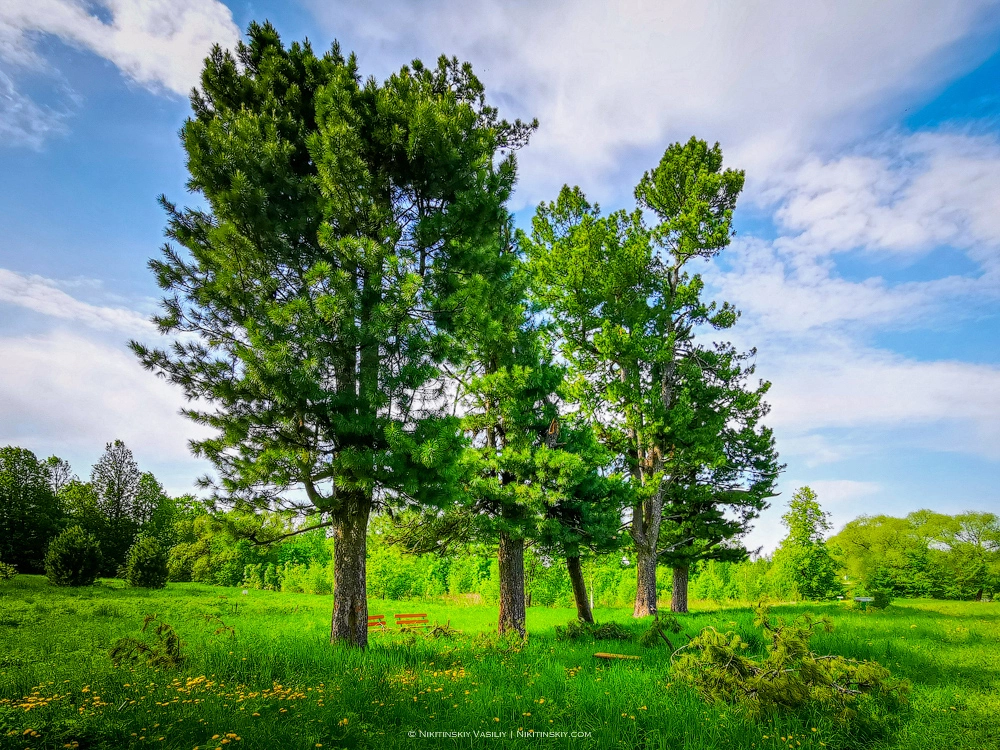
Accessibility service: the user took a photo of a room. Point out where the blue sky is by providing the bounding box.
[1,0,998,551]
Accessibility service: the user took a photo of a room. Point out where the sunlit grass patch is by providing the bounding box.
[1,577,998,749]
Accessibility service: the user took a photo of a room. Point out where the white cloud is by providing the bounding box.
[773,433,860,469]
[714,238,975,335]
[0,268,157,335]
[770,130,1000,264]
[0,269,211,494]
[762,344,1000,459]
[0,328,212,492]
[307,0,1000,206]
[0,0,239,147]
[803,479,881,506]
[701,129,1000,476]
[0,0,240,95]
[0,68,69,148]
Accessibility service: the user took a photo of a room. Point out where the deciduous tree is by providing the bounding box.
[0,446,63,572]
[91,440,142,574]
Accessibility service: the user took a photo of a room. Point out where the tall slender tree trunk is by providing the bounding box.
[566,554,594,623]
[497,530,526,637]
[633,544,658,617]
[671,565,689,613]
[330,495,371,647]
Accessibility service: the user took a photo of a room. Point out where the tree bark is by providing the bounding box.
[566,554,594,624]
[330,495,371,647]
[633,545,658,617]
[671,565,689,614]
[497,530,526,637]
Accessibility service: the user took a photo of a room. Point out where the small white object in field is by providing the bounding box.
[242,589,248,595]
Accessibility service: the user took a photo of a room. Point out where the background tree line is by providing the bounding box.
[0,441,182,578]
[5,442,996,607]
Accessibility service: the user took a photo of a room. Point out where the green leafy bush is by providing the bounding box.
[0,561,17,581]
[554,619,632,642]
[672,604,909,721]
[44,525,102,587]
[123,534,169,589]
[849,587,894,611]
[109,614,184,668]
[870,589,893,609]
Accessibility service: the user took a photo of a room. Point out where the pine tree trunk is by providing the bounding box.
[330,496,371,647]
[497,530,526,637]
[566,554,594,624]
[633,546,658,617]
[671,565,689,614]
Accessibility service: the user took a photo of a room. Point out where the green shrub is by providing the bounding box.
[870,589,893,609]
[554,619,632,642]
[123,534,169,589]
[0,561,17,581]
[672,604,909,721]
[44,525,102,587]
[849,586,894,611]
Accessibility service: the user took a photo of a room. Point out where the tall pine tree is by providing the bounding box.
[132,23,534,646]
[656,343,781,612]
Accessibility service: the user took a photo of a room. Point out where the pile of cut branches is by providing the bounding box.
[671,605,909,721]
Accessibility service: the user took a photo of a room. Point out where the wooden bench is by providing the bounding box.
[368,614,387,630]
[395,613,433,630]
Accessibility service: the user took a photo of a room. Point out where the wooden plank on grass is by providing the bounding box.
[593,652,641,661]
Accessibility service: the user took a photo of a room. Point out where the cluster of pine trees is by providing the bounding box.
[126,23,781,646]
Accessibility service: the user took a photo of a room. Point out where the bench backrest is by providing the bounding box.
[395,613,430,626]
[367,614,387,628]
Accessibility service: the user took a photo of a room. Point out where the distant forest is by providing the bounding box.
[3,442,997,604]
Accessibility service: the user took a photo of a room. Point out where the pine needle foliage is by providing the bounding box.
[109,615,185,669]
[130,21,535,646]
[639,613,684,649]
[123,534,169,589]
[671,604,910,721]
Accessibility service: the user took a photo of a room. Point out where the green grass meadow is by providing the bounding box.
[1,577,998,750]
